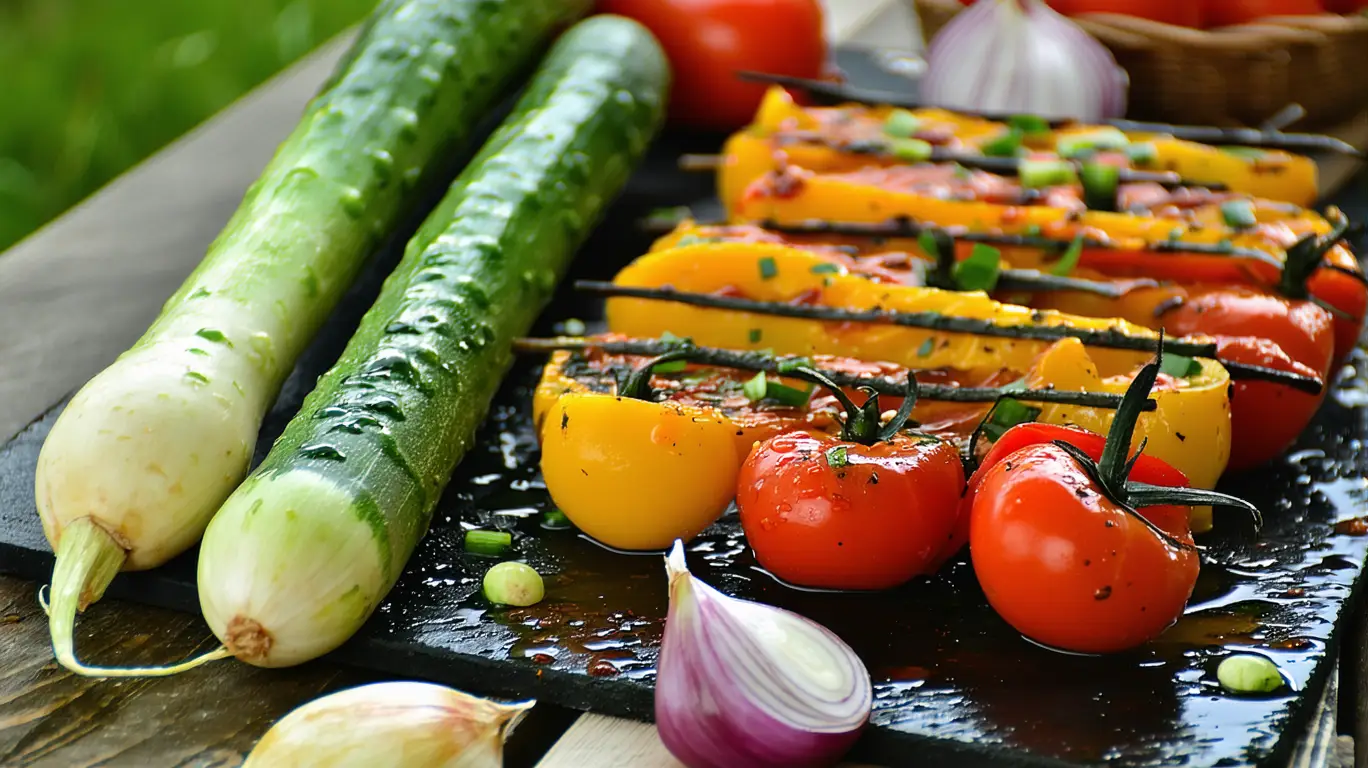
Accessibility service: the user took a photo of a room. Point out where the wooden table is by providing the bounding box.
[0,2,1363,766]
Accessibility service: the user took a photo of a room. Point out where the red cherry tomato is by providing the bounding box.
[1204,0,1324,27]
[595,0,827,129]
[935,423,1187,570]
[968,431,1201,654]
[1307,247,1368,366]
[1158,288,1333,470]
[737,430,965,590]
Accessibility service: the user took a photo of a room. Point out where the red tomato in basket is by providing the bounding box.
[1204,0,1325,27]
[596,0,828,129]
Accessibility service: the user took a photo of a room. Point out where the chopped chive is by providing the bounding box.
[541,508,573,530]
[1052,234,1085,276]
[1217,654,1284,694]
[982,398,1042,442]
[1019,159,1076,188]
[1160,353,1203,378]
[764,381,814,407]
[917,230,941,260]
[465,529,512,557]
[888,137,933,162]
[917,338,936,357]
[748,328,763,343]
[660,330,682,343]
[883,109,921,139]
[676,234,703,247]
[980,128,1023,158]
[953,244,1002,292]
[952,163,973,180]
[1008,114,1051,135]
[810,263,841,275]
[758,257,778,280]
[743,371,768,401]
[652,359,688,374]
[1023,223,1043,237]
[1220,146,1268,162]
[482,561,544,607]
[1057,128,1129,159]
[560,317,587,336]
[1220,200,1258,230]
[1080,162,1121,212]
[777,356,813,373]
[1125,142,1158,166]
[826,445,849,469]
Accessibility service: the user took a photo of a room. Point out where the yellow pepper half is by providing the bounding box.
[607,242,1232,489]
[720,86,1319,211]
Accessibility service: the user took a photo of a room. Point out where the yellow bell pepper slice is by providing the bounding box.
[722,86,1319,210]
[606,243,1232,489]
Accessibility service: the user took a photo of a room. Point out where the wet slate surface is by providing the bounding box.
[5,54,1368,768]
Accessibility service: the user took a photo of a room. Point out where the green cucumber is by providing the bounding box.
[37,0,589,677]
[197,15,669,667]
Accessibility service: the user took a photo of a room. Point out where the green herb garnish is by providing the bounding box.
[953,244,1002,292]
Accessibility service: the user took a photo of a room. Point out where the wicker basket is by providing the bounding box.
[913,0,1368,128]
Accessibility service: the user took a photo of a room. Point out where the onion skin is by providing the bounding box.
[243,681,532,768]
[655,542,872,768]
[923,0,1127,122]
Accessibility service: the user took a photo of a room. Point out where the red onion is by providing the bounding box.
[655,540,872,768]
[923,0,1128,122]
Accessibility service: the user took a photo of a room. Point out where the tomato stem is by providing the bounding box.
[785,366,881,444]
[1050,439,1199,553]
[1125,481,1263,531]
[1096,335,1163,491]
[1277,208,1351,300]
[617,348,697,400]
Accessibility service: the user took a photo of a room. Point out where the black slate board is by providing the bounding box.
[6,51,1368,768]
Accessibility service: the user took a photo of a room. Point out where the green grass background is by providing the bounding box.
[0,0,377,252]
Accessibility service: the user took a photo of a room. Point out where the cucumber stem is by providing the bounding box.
[45,517,230,677]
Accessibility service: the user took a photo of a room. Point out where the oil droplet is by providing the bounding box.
[300,444,346,461]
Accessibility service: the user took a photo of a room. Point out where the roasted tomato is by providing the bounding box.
[966,353,1259,653]
[737,372,965,590]
[1157,288,1333,470]
[595,0,827,129]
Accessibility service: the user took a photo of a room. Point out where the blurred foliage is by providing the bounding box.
[0,0,378,252]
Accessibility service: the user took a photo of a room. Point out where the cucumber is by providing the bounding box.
[197,15,669,667]
[35,0,590,676]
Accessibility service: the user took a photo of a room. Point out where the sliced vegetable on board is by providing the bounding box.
[657,540,872,768]
[34,0,590,676]
[196,14,670,669]
[243,681,532,767]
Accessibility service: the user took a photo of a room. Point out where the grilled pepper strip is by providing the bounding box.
[720,86,1319,210]
[606,244,1233,488]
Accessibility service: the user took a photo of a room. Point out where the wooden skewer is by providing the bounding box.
[573,281,1325,394]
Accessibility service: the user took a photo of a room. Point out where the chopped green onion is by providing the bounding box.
[917,230,941,260]
[758,257,778,280]
[916,338,935,357]
[1219,146,1268,162]
[541,508,572,530]
[776,356,813,373]
[1220,200,1258,230]
[742,371,768,401]
[888,137,933,162]
[1080,162,1121,212]
[1056,128,1129,159]
[953,244,1002,292]
[980,128,1023,158]
[1159,353,1203,379]
[1023,223,1043,237]
[1217,654,1284,694]
[482,561,544,607]
[1125,142,1158,166]
[660,330,682,343]
[1052,234,1085,276]
[810,263,841,275]
[652,359,688,374]
[882,109,921,139]
[1008,114,1051,135]
[982,398,1042,442]
[465,529,512,557]
[764,381,814,407]
[951,164,973,180]
[1019,159,1076,188]
[559,317,587,336]
[825,445,849,469]
[748,328,763,343]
